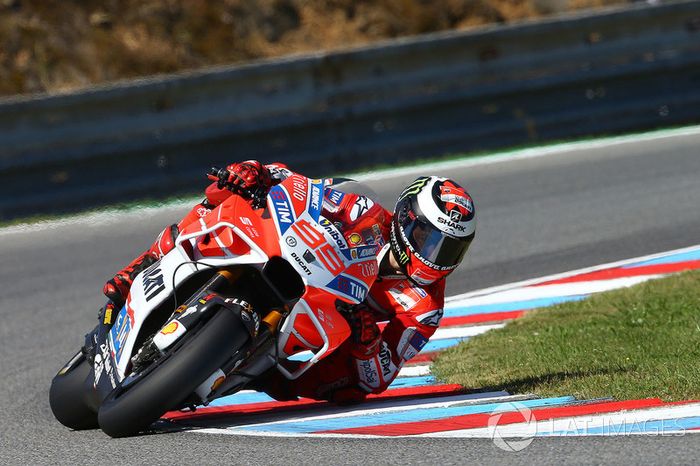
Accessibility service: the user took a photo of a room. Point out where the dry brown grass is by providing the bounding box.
[0,0,628,97]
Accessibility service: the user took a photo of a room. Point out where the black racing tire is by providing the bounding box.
[49,352,99,430]
[97,309,249,438]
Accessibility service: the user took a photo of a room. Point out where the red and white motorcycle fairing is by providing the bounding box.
[105,174,380,396]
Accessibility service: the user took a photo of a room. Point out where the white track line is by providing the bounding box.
[449,275,665,308]
[431,324,505,340]
[397,365,431,377]
[446,243,700,303]
[421,403,700,438]
[193,393,530,436]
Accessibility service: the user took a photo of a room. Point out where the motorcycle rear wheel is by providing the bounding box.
[49,352,99,430]
[97,308,249,438]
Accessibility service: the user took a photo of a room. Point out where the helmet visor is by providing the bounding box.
[400,216,471,269]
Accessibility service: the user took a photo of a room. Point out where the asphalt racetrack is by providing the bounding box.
[2,128,700,464]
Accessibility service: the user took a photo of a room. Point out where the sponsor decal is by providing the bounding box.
[416,308,444,326]
[143,266,166,302]
[388,286,418,311]
[95,343,116,389]
[437,216,466,232]
[348,232,362,245]
[179,305,199,319]
[316,308,334,329]
[450,210,462,222]
[160,321,179,335]
[397,327,417,361]
[402,344,419,361]
[285,236,298,247]
[350,196,374,221]
[309,181,323,221]
[196,206,211,217]
[244,226,260,238]
[326,188,345,206]
[239,216,253,226]
[303,249,316,263]
[394,326,427,361]
[398,177,429,201]
[440,183,473,216]
[319,217,348,250]
[109,307,132,361]
[351,249,358,259]
[291,175,308,203]
[410,270,435,285]
[270,186,294,234]
[378,342,394,378]
[103,306,113,325]
[358,359,378,387]
[268,165,293,180]
[224,297,254,313]
[211,375,226,391]
[357,245,378,259]
[409,332,429,352]
[327,275,368,302]
[290,251,313,276]
[359,261,378,278]
[293,218,346,276]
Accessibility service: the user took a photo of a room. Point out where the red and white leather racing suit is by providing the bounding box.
[139,163,445,403]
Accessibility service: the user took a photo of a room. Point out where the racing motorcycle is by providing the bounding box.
[49,168,382,437]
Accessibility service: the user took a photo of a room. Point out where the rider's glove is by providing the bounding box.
[348,305,381,359]
[225,160,272,197]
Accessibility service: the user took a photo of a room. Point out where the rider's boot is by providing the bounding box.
[102,252,157,307]
[102,224,181,307]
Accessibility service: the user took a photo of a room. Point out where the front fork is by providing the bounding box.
[194,309,285,405]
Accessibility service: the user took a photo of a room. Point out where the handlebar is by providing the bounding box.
[208,166,231,189]
[207,166,266,209]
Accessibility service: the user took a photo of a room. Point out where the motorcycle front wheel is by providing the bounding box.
[49,351,99,430]
[97,308,250,438]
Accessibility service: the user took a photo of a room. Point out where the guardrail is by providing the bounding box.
[1,0,699,219]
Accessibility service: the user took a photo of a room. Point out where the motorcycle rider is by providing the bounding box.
[103,160,476,403]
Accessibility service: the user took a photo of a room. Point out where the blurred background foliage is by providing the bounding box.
[0,0,626,97]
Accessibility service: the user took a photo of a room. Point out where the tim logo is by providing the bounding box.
[327,189,345,206]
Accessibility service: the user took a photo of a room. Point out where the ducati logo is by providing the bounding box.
[450,210,462,222]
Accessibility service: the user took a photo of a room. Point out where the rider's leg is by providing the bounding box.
[102,202,210,306]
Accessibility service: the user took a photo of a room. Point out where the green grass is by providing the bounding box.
[432,270,700,402]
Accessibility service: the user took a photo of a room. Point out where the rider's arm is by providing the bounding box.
[172,161,294,240]
[203,161,293,207]
[352,279,445,394]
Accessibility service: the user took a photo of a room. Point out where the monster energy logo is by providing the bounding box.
[398,250,410,265]
[398,177,429,201]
